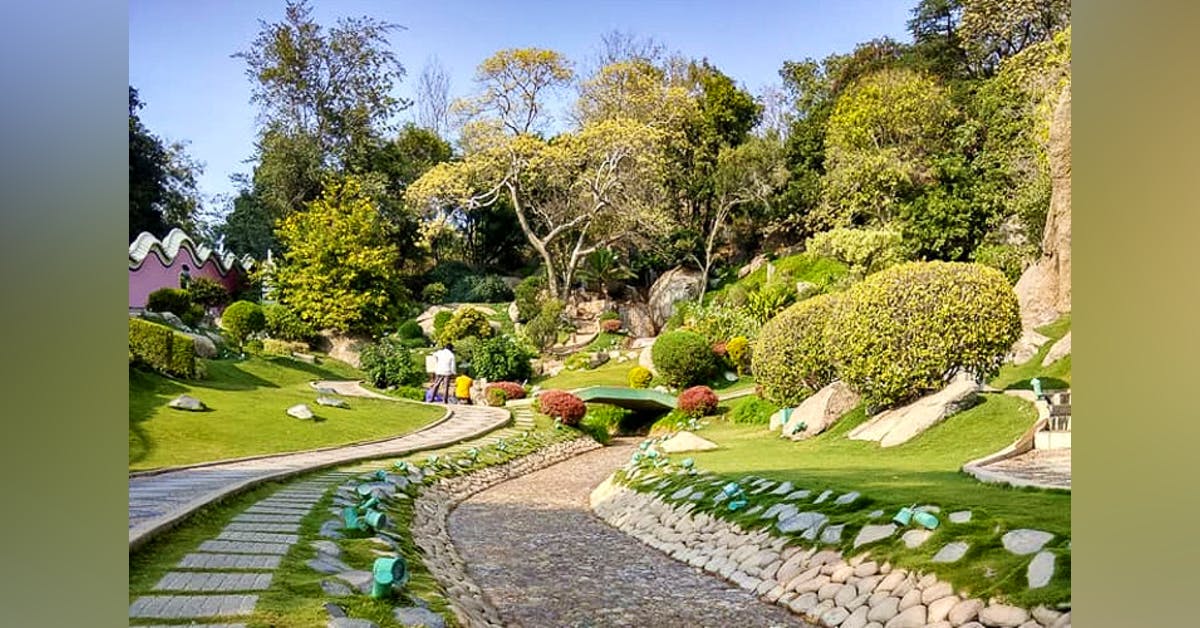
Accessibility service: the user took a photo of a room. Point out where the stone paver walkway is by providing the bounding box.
[448,439,809,627]
[130,383,511,549]
[130,472,353,625]
[982,448,1072,489]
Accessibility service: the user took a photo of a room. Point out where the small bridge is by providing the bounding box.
[573,386,677,412]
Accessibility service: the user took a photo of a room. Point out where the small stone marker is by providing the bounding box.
[394,606,447,628]
[932,541,970,563]
[671,487,693,500]
[1002,529,1055,555]
[321,580,353,597]
[948,510,972,524]
[778,512,827,534]
[1027,551,1055,588]
[316,386,339,395]
[317,396,349,408]
[852,524,897,548]
[168,395,206,411]
[724,371,738,381]
[868,509,884,519]
[785,490,812,501]
[292,352,317,364]
[287,403,314,419]
[688,491,706,501]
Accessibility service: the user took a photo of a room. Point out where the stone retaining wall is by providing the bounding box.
[591,478,1071,628]
[410,437,604,627]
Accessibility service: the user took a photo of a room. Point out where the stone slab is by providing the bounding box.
[154,571,273,592]
[198,540,291,555]
[223,522,301,533]
[217,531,300,544]
[1002,529,1054,555]
[932,542,970,563]
[178,553,282,570]
[129,594,258,619]
[853,524,896,548]
[232,514,305,524]
[1027,551,1056,588]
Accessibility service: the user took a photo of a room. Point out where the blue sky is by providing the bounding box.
[129,0,915,210]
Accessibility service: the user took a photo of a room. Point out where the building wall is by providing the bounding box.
[128,247,243,309]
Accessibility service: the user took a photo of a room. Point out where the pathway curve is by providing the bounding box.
[981,448,1072,489]
[130,383,510,550]
[448,439,809,627]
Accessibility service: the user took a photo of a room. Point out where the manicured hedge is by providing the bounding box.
[129,318,196,378]
[826,261,1021,407]
[751,293,842,407]
[485,381,527,400]
[651,330,717,388]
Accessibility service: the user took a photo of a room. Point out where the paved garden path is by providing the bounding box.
[130,383,510,549]
[980,448,1072,489]
[449,439,810,627]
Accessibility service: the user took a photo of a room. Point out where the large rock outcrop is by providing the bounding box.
[773,381,861,440]
[646,267,704,331]
[847,374,980,448]
[312,332,370,368]
[619,301,656,338]
[1015,85,1072,329]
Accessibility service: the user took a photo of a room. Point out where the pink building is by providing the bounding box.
[129,229,257,309]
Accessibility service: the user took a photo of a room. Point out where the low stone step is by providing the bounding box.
[154,572,273,592]
[129,594,258,619]
[178,553,281,570]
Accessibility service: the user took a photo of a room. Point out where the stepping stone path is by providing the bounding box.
[852,523,897,548]
[129,473,351,624]
[1028,551,1056,588]
[948,510,972,523]
[833,491,860,505]
[901,529,933,548]
[770,481,794,495]
[1002,529,1055,555]
[932,541,970,563]
[812,489,833,504]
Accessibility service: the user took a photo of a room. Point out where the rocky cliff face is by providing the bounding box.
[1015,84,1072,329]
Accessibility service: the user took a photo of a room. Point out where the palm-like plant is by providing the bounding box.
[576,248,634,298]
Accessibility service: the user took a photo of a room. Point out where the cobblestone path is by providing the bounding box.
[449,439,811,627]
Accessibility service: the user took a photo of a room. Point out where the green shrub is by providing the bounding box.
[627,366,653,389]
[262,338,307,356]
[524,298,564,350]
[727,336,751,375]
[806,227,905,277]
[437,307,494,345]
[563,352,593,371]
[486,386,508,407]
[972,243,1038,285]
[669,300,759,344]
[652,330,717,388]
[180,303,205,328]
[421,282,447,304]
[432,311,453,338]
[729,396,780,425]
[399,337,428,349]
[244,338,264,354]
[397,319,425,340]
[826,261,1021,408]
[262,303,314,343]
[359,338,425,388]
[146,288,192,317]
[187,277,230,308]
[513,274,546,323]
[746,283,796,324]
[599,310,620,322]
[393,386,426,401]
[221,301,266,348]
[471,335,533,382]
[466,275,514,302]
[752,293,842,407]
[129,319,196,378]
[580,405,624,445]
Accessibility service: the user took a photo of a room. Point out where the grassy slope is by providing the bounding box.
[129,355,444,470]
[653,393,1070,606]
[706,252,849,303]
[991,314,1073,390]
[533,358,632,390]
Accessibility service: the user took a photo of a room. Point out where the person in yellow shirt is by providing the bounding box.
[454,371,473,405]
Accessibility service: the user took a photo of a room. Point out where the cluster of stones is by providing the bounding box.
[591,481,1070,628]
[129,473,353,625]
[408,437,604,627]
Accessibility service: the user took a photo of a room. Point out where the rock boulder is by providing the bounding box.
[620,302,657,338]
[646,267,704,330]
[779,381,861,439]
[659,431,719,453]
[848,374,980,447]
[1041,331,1071,367]
[168,394,206,411]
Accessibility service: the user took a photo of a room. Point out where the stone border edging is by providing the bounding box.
[590,478,1071,628]
[410,437,604,627]
[129,405,510,552]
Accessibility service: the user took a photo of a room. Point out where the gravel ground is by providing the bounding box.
[448,438,811,628]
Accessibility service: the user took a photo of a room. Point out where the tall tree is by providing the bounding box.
[128,86,206,240]
[908,0,972,79]
[416,56,451,137]
[214,183,278,259]
[960,0,1070,74]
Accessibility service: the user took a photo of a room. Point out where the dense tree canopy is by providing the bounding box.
[128,87,206,240]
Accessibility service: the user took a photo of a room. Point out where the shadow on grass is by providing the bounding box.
[128,366,187,466]
[1005,377,1070,391]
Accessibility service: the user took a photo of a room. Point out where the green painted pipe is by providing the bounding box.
[913,510,940,529]
[364,508,387,530]
[358,495,380,512]
[342,506,362,531]
[892,506,914,526]
[371,556,409,598]
[727,498,748,511]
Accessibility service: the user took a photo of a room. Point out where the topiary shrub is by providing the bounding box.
[536,390,586,426]
[263,303,314,343]
[437,307,494,345]
[600,318,622,333]
[187,277,230,309]
[651,330,717,388]
[513,274,546,323]
[752,293,842,407]
[129,318,196,378]
[421,282,447,304]
[826,261,1021,408]
[221,300,266,349]
[485,381,526,401]
[485,386,508,407]
[472,335,533,382]
[727,336,751,375]
[678,386,719,418]
[262,338,307,356]
[397,319,425,340]
[146,288,192,317]
[627,366,653,389]
[524,298,564,350]
[359,338,424,388]
[728,395,780,425]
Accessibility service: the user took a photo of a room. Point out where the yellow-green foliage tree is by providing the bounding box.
[275,175,408,334]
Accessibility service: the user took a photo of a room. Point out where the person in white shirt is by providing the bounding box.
[432,343,457,403]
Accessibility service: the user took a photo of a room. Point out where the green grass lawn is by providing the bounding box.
[706,252,849,303]
[533,357,633,390]
[129,355,444,471]
[635,393,1071,606]
[991,314,1072,390]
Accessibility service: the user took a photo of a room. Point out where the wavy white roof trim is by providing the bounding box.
[129,228,256,274]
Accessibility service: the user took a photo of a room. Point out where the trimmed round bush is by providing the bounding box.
[263,303,314,343]
[221,300,266,348]
[471,335,533,382]
[826,261,1021,408]
[486,387,508,407]
[397,319,425,341]
[752,293,842,407]
[187,277,230,308]
[729,396,780,425]
[651,330,717,388]
[422,282,447,304]
[437,307,493,345]
[359,338,424,388]
[537,390,586,426]
[678,386,719,418]
[485,381,526,401]
[727,336,751,375]
[432,310,453,338]
[627,366,653,389]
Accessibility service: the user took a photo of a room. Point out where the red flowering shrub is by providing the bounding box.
[601,319,622,333]
[485,381,526,401]
[711,341,728,357]
[537,390,586,426]
[678,385,719,418]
